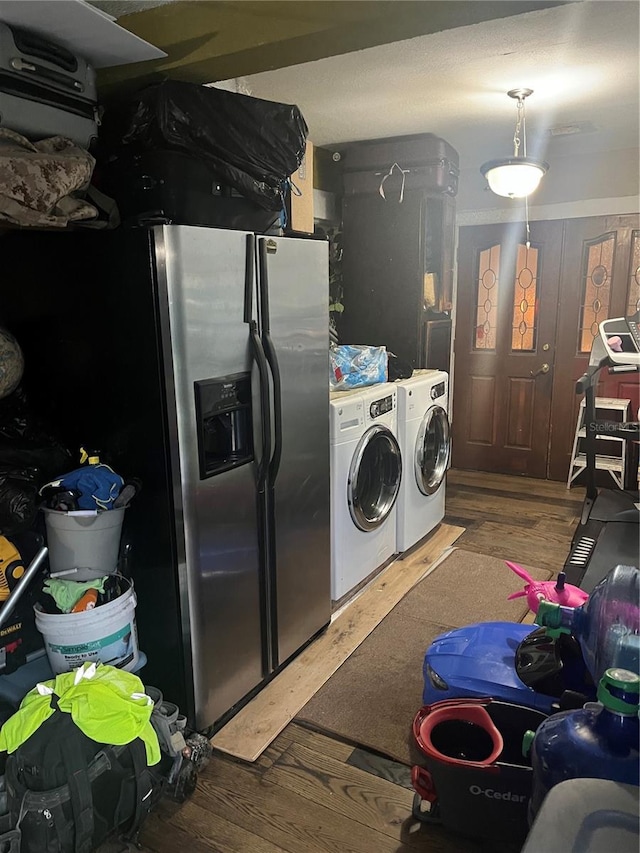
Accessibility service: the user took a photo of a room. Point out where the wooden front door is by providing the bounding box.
[452,221,562,478]
[453,214,640,480]
[548,214,640,480]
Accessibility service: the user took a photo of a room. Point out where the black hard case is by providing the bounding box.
[342,133,459,197]
[0,22,97,148]
[100,149,281,233]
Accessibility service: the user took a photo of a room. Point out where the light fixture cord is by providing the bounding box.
[513,96,527,157]
[515,94,531,247]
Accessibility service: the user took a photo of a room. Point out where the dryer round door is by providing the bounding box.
[415,405,450,496]
[348,425,402,531]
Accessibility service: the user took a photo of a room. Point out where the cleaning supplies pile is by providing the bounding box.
[43,574,108,613]
[412,564,639,845]
[39,447,140,579]
[41,574,134,621]
[30,449,143,675]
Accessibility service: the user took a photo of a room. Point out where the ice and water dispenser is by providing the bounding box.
[194,373,253,479]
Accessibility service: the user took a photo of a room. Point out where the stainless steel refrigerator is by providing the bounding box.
[0,225,331,731]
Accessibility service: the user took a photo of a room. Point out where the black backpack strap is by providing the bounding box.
[118,739,153,844]
[61,735,94,853]
[50,801,76,852]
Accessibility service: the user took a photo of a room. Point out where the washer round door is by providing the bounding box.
[415,405,450,496]
[348,425,402,531]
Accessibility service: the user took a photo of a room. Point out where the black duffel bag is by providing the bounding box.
[100,79,308,211]
[100,148,282,233]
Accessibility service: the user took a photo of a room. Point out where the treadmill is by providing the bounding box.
[563,311,640,592]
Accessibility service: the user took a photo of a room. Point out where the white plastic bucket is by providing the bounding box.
[34,576,139,674]
[43,507,125,580]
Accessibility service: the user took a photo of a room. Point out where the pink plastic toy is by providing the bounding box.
[505,561,589,613]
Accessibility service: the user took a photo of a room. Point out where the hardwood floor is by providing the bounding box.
[124,471,584,853]
[445,469,584,573]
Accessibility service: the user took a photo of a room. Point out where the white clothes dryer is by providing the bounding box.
[396,371,450,553]
[330,383,402,601]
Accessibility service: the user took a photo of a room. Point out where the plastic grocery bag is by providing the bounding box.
[330,345,388,390]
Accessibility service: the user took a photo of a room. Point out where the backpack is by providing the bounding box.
[3,696,158,853]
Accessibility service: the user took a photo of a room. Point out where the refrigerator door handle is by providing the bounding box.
[257,236,282,674]
[250,323,271,492]
[245,235,271,492]
[243,233,255,324]
[258,237,283,484]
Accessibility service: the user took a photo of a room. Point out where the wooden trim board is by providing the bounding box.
[210,522,464,762]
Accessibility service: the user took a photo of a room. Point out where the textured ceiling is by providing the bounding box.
[88,0,176,18]
[229,1,639,173]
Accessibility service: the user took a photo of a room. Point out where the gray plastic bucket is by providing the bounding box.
[43,507,125,580]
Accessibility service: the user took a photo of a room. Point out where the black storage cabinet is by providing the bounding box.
[339,133,458,370]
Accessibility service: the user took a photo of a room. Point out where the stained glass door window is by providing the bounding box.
[511,244,539,351]
[474,245,500,350]
[578,233,615,353]
[626,230,640,315]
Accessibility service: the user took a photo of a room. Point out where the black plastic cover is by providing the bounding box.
[0,389,73,483]
[0,465,39,534]
[0,387,72,533]
[101,80,308,211]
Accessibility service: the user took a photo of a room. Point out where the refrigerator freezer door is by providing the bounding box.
[258,236,331,664]
[157,225,264,729]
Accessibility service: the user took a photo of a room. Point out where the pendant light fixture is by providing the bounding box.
[481,88,549,198]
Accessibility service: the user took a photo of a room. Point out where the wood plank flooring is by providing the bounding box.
[445,469,584,572]
[211,523,463,762]
[110,471,583,853]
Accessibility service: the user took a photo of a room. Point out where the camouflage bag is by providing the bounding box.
[0,129,97,228]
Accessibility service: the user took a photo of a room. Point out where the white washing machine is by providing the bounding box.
[330,383,402,601]
[396,371,450,553]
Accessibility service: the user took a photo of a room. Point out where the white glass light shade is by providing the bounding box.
[480,157,549,198]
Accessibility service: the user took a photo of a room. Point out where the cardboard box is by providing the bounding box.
[287,141,314,233]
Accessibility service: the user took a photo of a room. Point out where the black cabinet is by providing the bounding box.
[338,134,457,371]
[422,316,453,373]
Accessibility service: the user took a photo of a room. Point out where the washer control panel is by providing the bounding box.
[369,394,394,419]
[431,381,447,400]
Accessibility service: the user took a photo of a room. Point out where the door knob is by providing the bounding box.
[530,363,550,377]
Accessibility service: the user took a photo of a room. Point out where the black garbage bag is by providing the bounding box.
[101,80,308,211]
[0,465,39,535]
[0,387,73,483]
[388,352,413,381]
